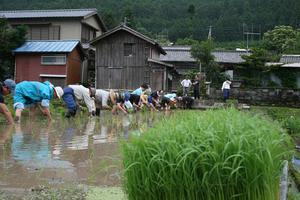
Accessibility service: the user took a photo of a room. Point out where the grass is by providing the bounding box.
[122,108,292,200]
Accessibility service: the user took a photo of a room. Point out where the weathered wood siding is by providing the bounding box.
[95,30,162,90]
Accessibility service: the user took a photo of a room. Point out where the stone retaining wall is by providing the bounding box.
[209,87,300,107]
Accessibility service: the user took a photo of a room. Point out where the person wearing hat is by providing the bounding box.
[67,85,96,116]
[13,81,62,123]
[0,79,16,124]
[94,89,116,109]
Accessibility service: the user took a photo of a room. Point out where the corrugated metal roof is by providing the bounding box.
[14,40,80,53]
[0,9,97,19]
[160,46,194,62]
[160,46,250,63]
[91,24,166,55]
[280,55,300,63]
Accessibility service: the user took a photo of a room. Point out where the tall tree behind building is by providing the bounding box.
[0,18,26,79]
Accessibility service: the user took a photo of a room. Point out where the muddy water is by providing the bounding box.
[0,111,169,191]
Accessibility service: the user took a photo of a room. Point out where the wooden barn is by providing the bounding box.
[90,24,173,91]
[14,40,84,86]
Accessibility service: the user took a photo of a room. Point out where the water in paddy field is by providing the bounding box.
[0,111,170,192]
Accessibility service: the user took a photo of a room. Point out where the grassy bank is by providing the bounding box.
[122,108,291,200]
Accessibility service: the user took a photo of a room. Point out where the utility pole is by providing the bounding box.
[208,25,212,40]
[243,23,261,51]
[123,17,127,25]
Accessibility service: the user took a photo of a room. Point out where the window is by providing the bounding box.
[41,55,66,65]
[28,25,60,40]
[124,43,135,57]
[81,24,96,43]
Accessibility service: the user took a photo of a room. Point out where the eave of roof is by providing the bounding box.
[148,58,173,68]
[13,40,85,59]
[0,8,97,18]
[90,24,166,55]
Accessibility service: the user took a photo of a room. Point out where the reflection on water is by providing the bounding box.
[0,111,166,190]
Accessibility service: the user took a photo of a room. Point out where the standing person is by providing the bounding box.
[221,79,232,102]
[13,81,63,123]
[192,75,200,99]
[181,76,192,96]
[68,85,96,116]
[0,79,16,124]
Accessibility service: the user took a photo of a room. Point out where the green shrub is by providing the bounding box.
[122,109,291,200]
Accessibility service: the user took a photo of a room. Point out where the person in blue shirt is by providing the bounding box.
[131,83,149,96]
[131,83,149,110]
[13,81,63,123]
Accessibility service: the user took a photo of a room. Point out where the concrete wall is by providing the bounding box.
[209,87,300,107]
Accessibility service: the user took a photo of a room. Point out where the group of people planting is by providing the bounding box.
[0,79,180,125]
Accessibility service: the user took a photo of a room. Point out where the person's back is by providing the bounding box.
[131,87,143,96]
[95,89,110,106]
[68,85,88,100]
[62,87,77,117]
[68,85,95,115]
[15,81,53,102]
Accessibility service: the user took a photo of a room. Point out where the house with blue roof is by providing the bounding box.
[0,8,106,84]
[14,40,84,86]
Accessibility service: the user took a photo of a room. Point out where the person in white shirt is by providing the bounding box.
[95,89,115,110]
[68,85,96,116]
[221,79,232,102]
[181,77,192,96]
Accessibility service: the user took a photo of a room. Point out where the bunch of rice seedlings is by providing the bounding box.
[122,108,292,200]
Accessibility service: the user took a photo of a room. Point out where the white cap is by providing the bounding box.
[54,86,64,99]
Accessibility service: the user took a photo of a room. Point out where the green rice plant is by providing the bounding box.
[283,116,300,136]
[122,108,292,200]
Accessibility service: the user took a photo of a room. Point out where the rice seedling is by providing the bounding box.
[122,108,292,200]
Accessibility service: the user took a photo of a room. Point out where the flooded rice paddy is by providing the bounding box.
[0,111,170,193]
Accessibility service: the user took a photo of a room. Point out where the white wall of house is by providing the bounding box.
[51,20,82,40]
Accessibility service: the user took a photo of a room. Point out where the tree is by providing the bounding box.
[191,40,214,66]
[191,40,225,86]
[238,48,276,87]
[187,4,195,19]
[175,37,197,45]
[0,18,27,80]
[263,25,297,53]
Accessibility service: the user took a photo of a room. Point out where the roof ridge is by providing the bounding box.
[26,39,80,42]
[0,8,97,13]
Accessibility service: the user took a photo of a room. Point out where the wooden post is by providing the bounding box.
[279,160,288,200]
